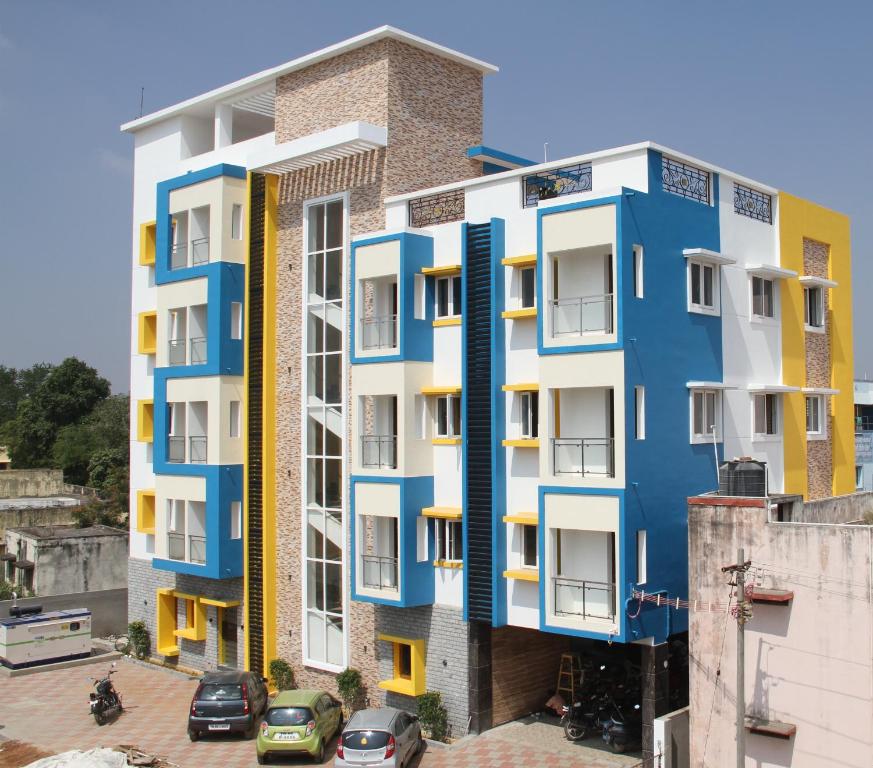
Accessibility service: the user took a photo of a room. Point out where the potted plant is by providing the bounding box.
[336,667,364,718]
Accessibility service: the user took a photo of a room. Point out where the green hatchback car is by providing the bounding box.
[256,689,343,764]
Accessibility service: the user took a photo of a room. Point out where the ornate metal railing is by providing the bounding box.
[189,337,207,365]
[550,294,613,336]
[552,437,615,477]
[361,315,397,350]
[408,189,465,227]
[189,436,208,464]
[170,243,188,270]
[167,436,185,463]
[191,237,210,266]
[523,162,592,208]
[362,555,398,590]
[553,577,615,621]
[734,183,772,224]
[361,435,397,469]
[168,339,186,366]
[661,156,710,204]
[189,535,206,564]
[167,532,185,561]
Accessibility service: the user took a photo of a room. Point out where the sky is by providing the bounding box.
[1,1,872,392]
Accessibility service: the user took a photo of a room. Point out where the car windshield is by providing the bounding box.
[266,707,313,726]
[198,683,242,701]
[343,730,391,750]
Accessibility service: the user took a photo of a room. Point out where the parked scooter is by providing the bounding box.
[601,697,641,754]
[561,692,609,741]
[89,662,123,725]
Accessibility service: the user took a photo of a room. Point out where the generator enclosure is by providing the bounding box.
[0,608,91,669]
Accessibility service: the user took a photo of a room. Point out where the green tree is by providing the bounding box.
[33,358,109,429]
[0,362,55,436]
[53,396,129,486]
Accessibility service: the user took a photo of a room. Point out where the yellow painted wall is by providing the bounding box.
[779,192,854,497]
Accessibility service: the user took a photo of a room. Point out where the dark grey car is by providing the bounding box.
[335,707,422,767]
[187,670,269,740]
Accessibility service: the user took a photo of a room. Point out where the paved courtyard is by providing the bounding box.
[0,658,641,767]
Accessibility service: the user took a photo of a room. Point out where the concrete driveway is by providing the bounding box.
[0,658,641,767]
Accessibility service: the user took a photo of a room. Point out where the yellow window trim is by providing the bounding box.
[199,597,240,608]
[502,383,539,392]
[136,489,156,535]
[421,506,463,520]
[501,254,537,267]
[377,635,426,697]
[433,317,462,327]
[139,221,156,266]
[137,400,154,443]
[501,307,537,320]
[137,311,157,355]
[421,385,462,395]
[503,568,540,583]
[502,438,540,448]
[432,437,462,446]
[157,644,180,657]
[502,512,538,525]
[433,560,463,569]
[421,264,461,277]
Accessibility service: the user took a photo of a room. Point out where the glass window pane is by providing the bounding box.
[307,458,323,507]
[325,510,342,561]
[531,392,539,438]
[307,611,325,659]
[437,280,449,317]
[452,396,462,436]
[308,356,324,404]
[694,393,704,435]
[326,201,343,249]
[325,320,342,353]
[325,354,341,405]
[307,412,324,455]
[437,398,448,436]
[307,312,324,353]
[452,276,462,315]
[325,416,342,457]
[521,268,535,308]
[325,562,342,613]
[763,280,773,317]
[324,459,341,509]
[308,252,324,300]
[703,266,713,306]
[307,509,324,559]
[521,393,530,437]
[307,562,324,610]
[308,205,324,253]
[691,263,701,305]
[325,250,342,301]
[326,615,343,666]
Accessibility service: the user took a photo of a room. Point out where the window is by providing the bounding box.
[413,274,426,320]
[754,394,779,436]
[231,302,242,340]
[230,400,241,438]
[692,390,719,441]
[520,391,538,439]
[436,395,461,438]
[436,275,461,318]
[689,261,715,311]
[231,501,242,539]
[804,286,823,329]
[752,276,775,318]
[231,204,243,240]
[634,386,645,440]
[633,245,644,298]
[521,525,537,568]
[520,267,536,309]
[637,530,647,585]
[378,634,426,696]
[416,517,428,562]
[806,395,824,437]
[435,518,462,562]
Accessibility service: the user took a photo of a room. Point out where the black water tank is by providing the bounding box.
[719,459,767,497]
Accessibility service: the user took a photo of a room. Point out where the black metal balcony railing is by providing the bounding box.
[189,436,208,464]
[191,237,210,266]
[362,555,398,591]
[553,577,615,621]
[189,535,206,564]
[552,437,615,477]
[550,294,613,337]
[189,337,207,365]
[361,435,397,469]
[523,162,592,208]
[361,315,397,351]
[170,243,188,270]
[168,339,186,366]
[167,532,185,561]
[167,436,185,463]
[408,189,465,228]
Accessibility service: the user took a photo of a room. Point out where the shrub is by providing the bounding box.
[127,620,150,659]
[336,667,363,713]
[0,580,14,601]
[416,691,449,742]
[269,658,295,691]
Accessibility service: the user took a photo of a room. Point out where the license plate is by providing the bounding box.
[209,723,231,731]
[275,732,300,741]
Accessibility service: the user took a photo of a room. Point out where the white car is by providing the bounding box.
[334,707,423,767]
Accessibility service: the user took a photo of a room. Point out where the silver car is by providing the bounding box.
[334,707,423,767]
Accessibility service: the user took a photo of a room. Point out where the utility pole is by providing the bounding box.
[721,548,752,768]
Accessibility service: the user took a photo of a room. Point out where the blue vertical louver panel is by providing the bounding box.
[463,222,493,622]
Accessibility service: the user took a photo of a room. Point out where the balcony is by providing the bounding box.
[189,337,207,365]
[361,315,397,351]
[550,294,613,337]
[189,436,208,464]
[168,339,186,366]
[552,577,616,621]
[170,243,188,271]
[189,535,206,564]
[191,237,210,266]
[167,532,185,560]
[552,437,614,477]
[361,435,397,469]
[362,555,398,591]
[168,436,185,463]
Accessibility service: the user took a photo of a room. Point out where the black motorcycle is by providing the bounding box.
[601,697,641,753]
[562,693,609,741]
[89,662,123,725]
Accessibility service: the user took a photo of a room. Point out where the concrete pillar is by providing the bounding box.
[214,103,233,149]
[467,619,492,734]
[641,642,670,763]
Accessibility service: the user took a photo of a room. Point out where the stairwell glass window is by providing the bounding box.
[688,260,717,314]
[435,395,461,438]
[435,518,462,563]
[436,276,461,318]
[804,286,824,330]
[752,276,775,319]
[520,391,538,439]
[806,395,826,439]
[754,394,780,437]
[691,389,720,443]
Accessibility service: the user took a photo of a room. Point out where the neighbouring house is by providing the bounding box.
[124,25,855,758]
[3,525,128,596]
[0,447,9,471]
[855,379,873,491]
[688,489,873,767]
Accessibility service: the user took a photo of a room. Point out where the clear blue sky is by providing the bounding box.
[2,1,871,391]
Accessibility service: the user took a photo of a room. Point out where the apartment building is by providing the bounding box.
[123,26,854,758]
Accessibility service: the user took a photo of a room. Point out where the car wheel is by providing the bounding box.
[314,739,324,763]
[188,729,198,742]
[257,755,267,765]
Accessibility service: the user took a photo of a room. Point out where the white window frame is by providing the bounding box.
[634,386,645,440]
[753,393,781,439]
[633,245,644,299]
[520,391,538,439]
[230,302,243,340]
[435,394,461,438]
[435,275,461,318]
[435,518,463,563]
[690,389,721,444]
[750,275,776,320]
[804,286,824,332]
[521,524,538,569]
[806,395,826,440]
[687,259,719,315]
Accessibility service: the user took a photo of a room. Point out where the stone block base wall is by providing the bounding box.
[128,557,244,671]
[375,604,469,737]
